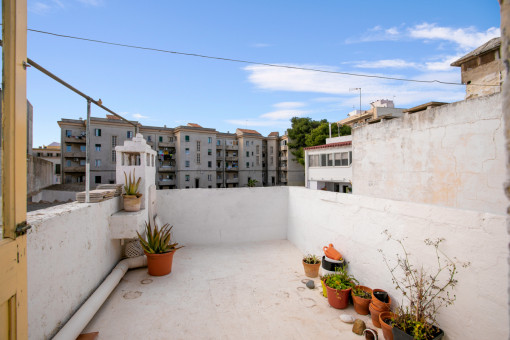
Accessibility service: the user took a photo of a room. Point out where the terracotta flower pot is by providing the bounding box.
[325,285,351,309]
[123,194,143,212]
[303,260,321,278]
[379,311,395,340]
[145,250,175,276]
[351,285,373,315]
[369,302,390,328]
[372,289,391,310]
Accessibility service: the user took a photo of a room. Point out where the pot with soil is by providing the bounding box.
[369,301,390,328]
[351,285,373,315]
[372,289,391,309]
[392,325,444,340]
[302,254,321,278]
[379,311,395,340]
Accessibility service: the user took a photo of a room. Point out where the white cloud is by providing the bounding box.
[77,0,103,6]
[424,55,464,71]
[225,119,290,127]
[251,43,271,48]
[273,101,306,109]
[132,113,149,120]
[409,23,500,50]
[353,59,418,69]
[386,27,399,36]
[28,2,51,14]
[260,109,308,120]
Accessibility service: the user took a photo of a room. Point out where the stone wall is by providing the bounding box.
[352,93,505,215]
[27,154,53,196]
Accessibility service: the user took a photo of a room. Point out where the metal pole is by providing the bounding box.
[359,88,361,112]
[86,100,91,203]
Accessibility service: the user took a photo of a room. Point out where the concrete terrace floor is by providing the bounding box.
[84,240,376,339]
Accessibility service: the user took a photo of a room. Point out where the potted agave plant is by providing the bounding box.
[302,254,321,278]
[324,267,357,309]
[137,221,183,276]
[123,169,142,212]
[380,230,468,340]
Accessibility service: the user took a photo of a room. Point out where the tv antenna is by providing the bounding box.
[349,88,361,112]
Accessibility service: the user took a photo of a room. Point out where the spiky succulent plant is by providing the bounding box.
[124,169,141,196]
[137,221,183,254]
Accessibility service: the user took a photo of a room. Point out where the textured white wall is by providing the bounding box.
[156,187,288,245]
[287,187,508,340]
[353,93,505,215]
[31,189,77,203]
[27,199,122,340]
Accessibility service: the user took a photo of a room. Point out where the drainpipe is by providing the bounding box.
[52,256,147,340]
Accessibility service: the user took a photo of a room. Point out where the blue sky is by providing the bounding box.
[19,0,501,147]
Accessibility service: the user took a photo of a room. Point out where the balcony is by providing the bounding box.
[158,141,175,148]
[158,179,175,186]
[64,151,86,158]
[226,145,238,150]
[216,167,223,172]
[226,178,238,184]
[225,156,238,161]
[64,166,85,172]
[279,166,288,171]
[216,177,223,183]
[225,167,238,172]
[64,136,86,144]
[279,156,288,161]
[280,177,287,183]
[281,145,288,151]
[158,166,175,172]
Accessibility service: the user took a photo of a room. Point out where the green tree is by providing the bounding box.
[287,117,351,165]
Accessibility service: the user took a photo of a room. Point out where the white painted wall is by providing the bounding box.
[287,187,508,340]
[353,93,505,215]
[156,187,288,245]
[27,199,122,340]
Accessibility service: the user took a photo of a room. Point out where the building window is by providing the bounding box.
[208,137,212,143]
[80,145,86,152]
[66,160,71,166]
[197,141,201,151]
[95,176,101,184]
[208,161,212,168]
[246,162,249,168]
[95,144,101,151]
[66,145,72,152]
[185,148,190,155]
[327,154,333,166]
[185,135,190,142]
[169,136,173,142]
[55,164,61,174]
[185,175,190,181]
[80,159,86,166]
[95,159,101,167]
[320,154,327,166]
[197,153,201,164]
[94,128,101,137]
[66,130,72,137]
[256,145,259,154]
[147,136,152,142]
[208,149,212,156]
[127,131,133,138]
[216,140,221,146]
[185,160,190,168]
[246,151,249,157]
[270,157,273,165]
[246,141,249,146]
[208,174,212,181]
[112,151,116,162]
[270,146,274,154]
[159,136,163,142]
[256,156,259,165]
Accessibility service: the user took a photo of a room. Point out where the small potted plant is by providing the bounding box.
[324,267,357,309]
[123,169,142,212]
[380,230,468,340]
[137,221,183,276]
[351,285,373,315]
[302,254,321,278]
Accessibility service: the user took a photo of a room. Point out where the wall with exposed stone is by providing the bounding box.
[352,93,505,215]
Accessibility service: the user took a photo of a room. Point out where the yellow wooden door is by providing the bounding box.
[0,0,28,339]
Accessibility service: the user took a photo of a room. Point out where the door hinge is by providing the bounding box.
[15,221,32,236]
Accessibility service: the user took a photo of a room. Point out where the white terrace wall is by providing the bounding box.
[353,93,505,215]
[287,187,508,340]
[156,187,288,245]
[27,199,123,340]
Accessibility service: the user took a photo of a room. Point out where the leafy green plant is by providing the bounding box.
[324,267,358,290]
[124,169,141,196]
[352,286,371,299]
[379,230,469,340]
[303,254,320,264]
[137,221,183,254]
[247,178,258,187]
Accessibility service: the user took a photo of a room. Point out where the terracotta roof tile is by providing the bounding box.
[268,132,279,137]
[106,114,121,120]
[304,141,352,150]
[238,128,261,135]
[187,123,202,128]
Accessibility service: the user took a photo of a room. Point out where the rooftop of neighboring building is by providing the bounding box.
[187,123,202,128]
[34,142,61,150]
[403,101,448,113]
[451,37,501,67]
[236,128,262,136]
[304,140,352,151]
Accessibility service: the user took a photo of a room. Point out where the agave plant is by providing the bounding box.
[137,221,183,254]
[124,169,141,196]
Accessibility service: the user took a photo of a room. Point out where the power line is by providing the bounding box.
[26,28,499,87]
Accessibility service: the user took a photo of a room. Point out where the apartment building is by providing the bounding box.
[32,142,61,184]
[58,117,304,188]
